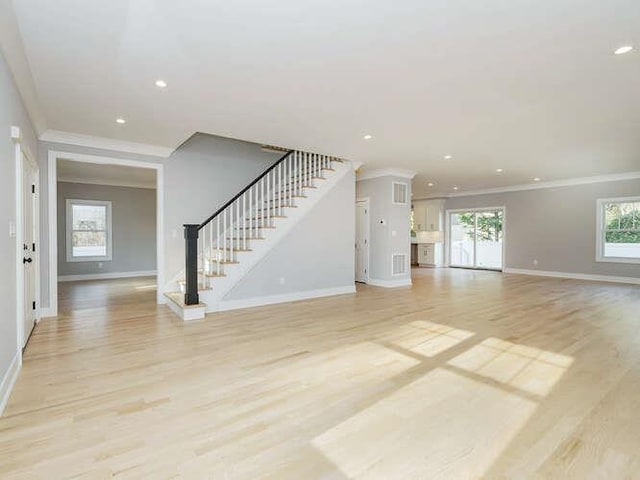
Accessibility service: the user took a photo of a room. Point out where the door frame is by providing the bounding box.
[445,206,506,271]
[355,197,370,284]
[46,151,164,318]
[12,126,40,352]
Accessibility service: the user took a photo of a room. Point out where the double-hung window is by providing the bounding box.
[66,199,112,262]
[596,197,640,264]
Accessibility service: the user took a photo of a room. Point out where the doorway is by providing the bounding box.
[47,151,164,317]
[447,207,505,270]
[355,198,370,283]
[21,151,39,348]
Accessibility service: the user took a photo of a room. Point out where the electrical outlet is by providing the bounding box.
[279,277,285,285]
[391,230,397,237]
[533,259,539,266]
[8,220,16,238]
[98,262,103,269]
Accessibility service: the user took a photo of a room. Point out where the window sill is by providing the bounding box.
[596,256,640,265]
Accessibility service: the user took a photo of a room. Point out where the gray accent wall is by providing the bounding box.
[356,176,412,284]
[57,182,156,277]
[444,179,640,278]
[0,50,38,396]
[225,170,356,300]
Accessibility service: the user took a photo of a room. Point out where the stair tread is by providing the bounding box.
[164,292,207,309]
[235,225,276,229]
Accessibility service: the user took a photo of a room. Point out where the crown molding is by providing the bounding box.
[446,171,640,198]
[40,130,175,158]
[357,168,416,181]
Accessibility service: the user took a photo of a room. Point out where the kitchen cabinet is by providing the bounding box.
[412,199,443,231]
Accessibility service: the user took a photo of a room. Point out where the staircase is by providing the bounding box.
[164,149,351,320]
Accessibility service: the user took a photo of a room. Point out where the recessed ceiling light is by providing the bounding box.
[453,186,459,190]
[614,45,633,55]
[444,155,452,160]
[496,168,503,173]
[155,79,168,88]
[116,117,126,124]
[533,177,541,182]
[427,182,434,187]
[363,134,373,140]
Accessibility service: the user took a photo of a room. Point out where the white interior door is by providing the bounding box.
[355,200,369,283]
[22,152,38,348]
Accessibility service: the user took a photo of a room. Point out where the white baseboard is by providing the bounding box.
[39,307,56,318]
[503,268,640,285]
[58,270,157,282]
[367,278,413,288]
[216,285,356,312]
[0,351,21,416]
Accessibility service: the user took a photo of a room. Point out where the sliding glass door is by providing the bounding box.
[449,208,504,270]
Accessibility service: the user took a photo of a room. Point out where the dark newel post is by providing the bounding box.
[183,224,199,305]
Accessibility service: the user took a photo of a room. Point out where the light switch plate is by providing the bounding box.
[9,220,16,238]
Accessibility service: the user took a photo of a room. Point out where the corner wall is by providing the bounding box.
[444,179,640,279]
[356,175,412,286]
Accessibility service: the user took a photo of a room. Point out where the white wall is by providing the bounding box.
[0,49,38,407]
[224,169,356,302]
[356,175,412,285]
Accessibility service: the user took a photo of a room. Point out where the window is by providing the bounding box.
[66,199,112,262]
[392,182,408,205]
[596,197,640,264]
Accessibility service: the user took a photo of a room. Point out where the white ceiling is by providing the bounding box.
[57,159,156,189]
[10,0,640,197]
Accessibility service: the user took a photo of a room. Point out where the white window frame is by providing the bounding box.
[66,199,113,262]
[392,181,409,205]
[596,196,640,265]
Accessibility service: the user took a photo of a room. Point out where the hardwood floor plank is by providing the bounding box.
[0,271,639,479]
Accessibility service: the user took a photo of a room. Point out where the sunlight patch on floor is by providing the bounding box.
[385,320,475,358]
[447,337,574,397]
[313,368,537,480]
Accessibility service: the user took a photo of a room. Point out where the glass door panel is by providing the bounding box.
[475,210,503,269]
[450,212,475,267]
[449,209,504,270]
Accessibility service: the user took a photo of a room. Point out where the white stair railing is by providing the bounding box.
[183,149,340,305]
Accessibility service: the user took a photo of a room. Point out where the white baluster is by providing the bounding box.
[216,215,220,275]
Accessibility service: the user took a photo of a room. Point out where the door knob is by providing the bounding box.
[23,257,32,264]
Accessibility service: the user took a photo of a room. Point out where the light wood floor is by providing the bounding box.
[1,270,639,479]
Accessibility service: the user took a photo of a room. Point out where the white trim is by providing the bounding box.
[39,307,55,318]
[40,130,174,158]
[58,270,157,282]
[355,197,370,284]
[503,268,640,285]
[13,127,23,358]
[357,168,417,181]
[216,285,356,312]
[47,151,165,317]
[0,352,21,416]
[446,171,640,198]
[595,196,640,265]
[65,199,113,262]
[445,206,506,270]
[368,278,412,288]
[57,176,156,190]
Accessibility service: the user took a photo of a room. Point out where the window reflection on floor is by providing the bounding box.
[313,323,574,479]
